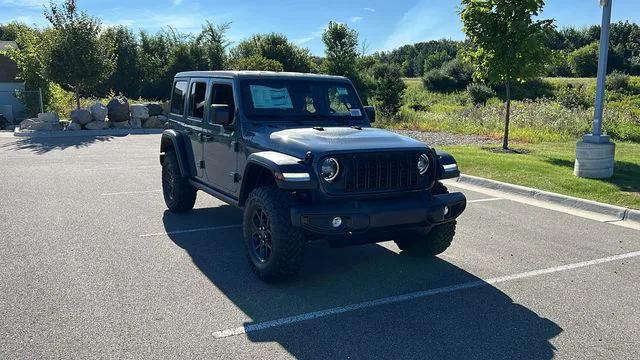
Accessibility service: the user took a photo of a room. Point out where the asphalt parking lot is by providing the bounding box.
[1,134,639,359]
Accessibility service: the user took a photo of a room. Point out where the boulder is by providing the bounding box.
[37,112,59,123]
[19,118,62,131]
[129,117,142,129]
[161,101,170,115]
[107,96,130,122]
[90,102,108,122]
[143,115,167,129]
[66,122,82,131]
[85,121,110,130]
[146,103,163,116]
[70,108,93,125]
[111,120,131,129]
[130,104,149,119]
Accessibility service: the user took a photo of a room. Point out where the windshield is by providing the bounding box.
[240,79,365,122]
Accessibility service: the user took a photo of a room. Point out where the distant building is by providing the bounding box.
[0,41,26,124]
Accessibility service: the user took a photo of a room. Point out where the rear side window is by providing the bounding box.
[210,84,235,123]
[170,80,188,115]
[188,82,208,119]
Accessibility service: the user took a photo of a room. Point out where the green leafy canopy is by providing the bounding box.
[460,0,554,85]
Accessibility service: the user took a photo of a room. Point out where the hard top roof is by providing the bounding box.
[174,70,349,81]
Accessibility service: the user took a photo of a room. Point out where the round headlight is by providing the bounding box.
[321,158,340,182]
[417,154,430,175]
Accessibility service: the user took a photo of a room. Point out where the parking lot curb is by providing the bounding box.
[457,174,638,223]
[13,127,164,138]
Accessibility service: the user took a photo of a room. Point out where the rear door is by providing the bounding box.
[202,78,239,195]
[184,78,210,180]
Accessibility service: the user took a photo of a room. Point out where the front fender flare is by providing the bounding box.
[245,151,318,190]
[435,150,461,180]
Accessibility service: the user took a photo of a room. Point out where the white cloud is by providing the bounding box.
[381,1,463,51]
[172,0,184,5]
[0,0,50,8]
[350,16,363,23]
[363,7,376,12]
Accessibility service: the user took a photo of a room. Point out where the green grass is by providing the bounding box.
[390,77,640,143]
[440,142,640,209]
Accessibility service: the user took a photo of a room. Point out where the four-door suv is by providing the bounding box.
[160,71,466,281]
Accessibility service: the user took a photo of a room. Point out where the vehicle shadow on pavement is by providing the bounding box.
[0,136,114,154]
[163,207,562,360]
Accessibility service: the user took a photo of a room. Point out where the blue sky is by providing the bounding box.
[2,0,640,55]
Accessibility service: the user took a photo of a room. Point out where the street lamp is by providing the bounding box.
[574,0,615,179]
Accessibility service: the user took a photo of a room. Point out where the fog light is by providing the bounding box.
[443,206,450,216]
[332,217,342,228]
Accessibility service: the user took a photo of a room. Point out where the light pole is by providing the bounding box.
[574,0,615,179]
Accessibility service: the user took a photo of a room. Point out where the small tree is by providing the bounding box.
[370,63,405,117]
[568,42,599,77]
[460,0,553,149]
[44,0,115,109]
[321,21,359,79]
[229,33,314,73]
[100,26,142,98]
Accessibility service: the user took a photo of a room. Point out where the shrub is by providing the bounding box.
[606,71,630,92]
[231,54,283,71]
[422,58,473,92]
[370,63,406,117]
[568,42,599,77]
[466,83,495,105]
[556,85,591,109]
[422,69,457,92]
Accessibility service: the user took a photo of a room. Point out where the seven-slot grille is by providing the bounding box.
[330,151,429,194]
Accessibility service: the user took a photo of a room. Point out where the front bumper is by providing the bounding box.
[290,191,466,235]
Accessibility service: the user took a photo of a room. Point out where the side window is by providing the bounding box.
[210,84,235,123]
[170,80,188,115]
[188,81,207,119]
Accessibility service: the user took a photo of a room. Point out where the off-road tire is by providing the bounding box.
[243,186,306,282]
[394,181,455,256]
[162,150,197,213]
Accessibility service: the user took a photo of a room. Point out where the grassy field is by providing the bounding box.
[441,142,640,209]
[387,77,640,144]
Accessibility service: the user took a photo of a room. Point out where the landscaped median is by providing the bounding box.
[440,142,640,210]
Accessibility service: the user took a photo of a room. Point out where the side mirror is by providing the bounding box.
[210,104,232,125]
[364,106,376,123]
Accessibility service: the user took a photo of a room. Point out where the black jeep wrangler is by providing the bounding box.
[160,71,466,281]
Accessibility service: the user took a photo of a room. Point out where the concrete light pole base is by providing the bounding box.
[574,137,615,179]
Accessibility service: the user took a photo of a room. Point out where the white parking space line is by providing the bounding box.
[139,224,242,238]
[467,197,505,204]
[101,190,162,196]
[212,250,640,339]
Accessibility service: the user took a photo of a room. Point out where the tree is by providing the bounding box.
[100,26,142,98]
[231,55,283,71]
[229,33,314,73]
[196,21,230,71]
[44,0,115,109]
[370,63,405,117]
[321,21,359,79]
[423,50,451,72]
[0,23,55,116]
[460,0,553,150]
[568,42,599,77]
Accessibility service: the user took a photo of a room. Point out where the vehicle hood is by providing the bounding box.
[248,126,428,159]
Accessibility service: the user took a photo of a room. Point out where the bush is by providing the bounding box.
[606,71,630,92]
[422,69,457,92]
[231,55,283,71]
[568,42,599,77]
[556,85,591,109]
[466,83,495,105]
[422,58,473,92]
[370,63,405,117]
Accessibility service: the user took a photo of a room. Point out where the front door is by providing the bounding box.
[185,78,210,180]
[202,79,239,195]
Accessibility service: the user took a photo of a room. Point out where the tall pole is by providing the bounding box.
[591,0,612,140]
